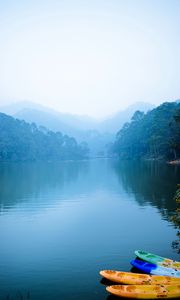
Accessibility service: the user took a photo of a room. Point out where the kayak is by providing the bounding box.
[131,259,180,278]
[106,284,180,299]
[100,270,180,285]
[135,250,180,270]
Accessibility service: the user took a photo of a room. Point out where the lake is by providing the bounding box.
[0,159,179,300]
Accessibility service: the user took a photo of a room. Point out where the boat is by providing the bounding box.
[131,259,180,277]
[106,284,180,299]
[135,250,180,269]
[100,270,180,285]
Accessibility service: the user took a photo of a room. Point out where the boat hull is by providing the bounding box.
[100,270,180,285]
[135,250,180,269]
[106,284,180,299]
[131,259,180,277]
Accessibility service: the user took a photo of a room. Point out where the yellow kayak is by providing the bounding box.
[106,284,180,299]
[100,270,180,285]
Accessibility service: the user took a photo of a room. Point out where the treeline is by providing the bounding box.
[113,102,180,160]
[0,113,89,161]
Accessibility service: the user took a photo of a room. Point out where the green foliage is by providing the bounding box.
[113,102,180,160]
[172,187,180,226]
[171,185,180,253]
[0,113,89,161]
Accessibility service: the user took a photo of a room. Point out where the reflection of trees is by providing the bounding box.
[171,186,180,253]
[0,161,89,210]
[112,160,180,220]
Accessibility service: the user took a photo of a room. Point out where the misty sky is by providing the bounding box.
[0,0,180,118]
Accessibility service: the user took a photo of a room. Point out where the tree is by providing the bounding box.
[113,102,180,160]
[131,110,144,122]
[0,113,90,161]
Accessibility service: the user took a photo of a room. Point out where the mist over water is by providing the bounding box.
[0,159,179,300]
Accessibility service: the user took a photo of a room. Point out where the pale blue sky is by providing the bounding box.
[0,0,180,117]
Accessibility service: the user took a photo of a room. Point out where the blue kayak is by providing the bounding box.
[131,259,180,278]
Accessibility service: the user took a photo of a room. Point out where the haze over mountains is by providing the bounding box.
[0,101,153,157]
[0,101,153,132]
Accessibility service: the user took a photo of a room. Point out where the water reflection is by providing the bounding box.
[0,161,89,210]
[0,159,179,300]
[112,160,179,220]
[0,159,179,219]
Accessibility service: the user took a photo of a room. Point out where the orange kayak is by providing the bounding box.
[100,270,180,285]
[106,284,180,299]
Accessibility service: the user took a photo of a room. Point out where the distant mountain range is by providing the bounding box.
[0,100,153,133]
[98,102,154,133]
[0,101,154,157]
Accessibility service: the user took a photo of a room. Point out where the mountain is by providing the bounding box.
[14,108,84,139]
[0,101,154,133]
[0,100,43,115]
[97,102,154,133]
[0,112,89,161]
[0,100,154,157]
[0,101,98,132]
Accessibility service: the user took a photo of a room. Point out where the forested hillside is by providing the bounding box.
[0,101,153,158]
[113,102,180,160]
[0,113,89,161]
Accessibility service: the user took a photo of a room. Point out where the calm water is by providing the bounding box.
[0,159,180,300]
